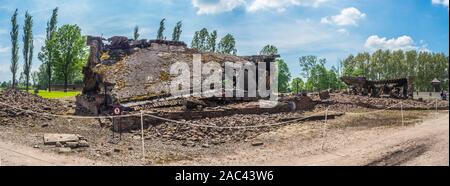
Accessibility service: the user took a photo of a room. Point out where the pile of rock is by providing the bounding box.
[312,93,449,111]
[0,89,68,113]
[0,89,69,126]
[43,133,90,153]
[139,111,310,147]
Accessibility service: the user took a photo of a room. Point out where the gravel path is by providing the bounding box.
[0,140,109,166]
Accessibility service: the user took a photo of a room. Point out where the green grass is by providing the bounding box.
[28,90,81,99]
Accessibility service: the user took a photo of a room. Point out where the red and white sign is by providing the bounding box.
[113,106,122,115]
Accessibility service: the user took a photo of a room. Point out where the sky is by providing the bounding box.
[0,0,448,82]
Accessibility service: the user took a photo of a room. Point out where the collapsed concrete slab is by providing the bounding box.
[43,133,80,145]
[341,76,414,99]
[77,36,281,115]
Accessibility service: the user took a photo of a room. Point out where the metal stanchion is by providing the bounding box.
[433,98,439,119]
[140,111,146,162]
[401,102,404,126]
[321,107,329,150]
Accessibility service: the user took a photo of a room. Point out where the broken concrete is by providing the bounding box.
[43,133,89,149]
[341,76,414,99]
[77,36,280,115]
[43,134,80,145]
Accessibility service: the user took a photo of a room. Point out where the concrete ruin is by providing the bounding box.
[341,76,414,99]
[76,36,294,115]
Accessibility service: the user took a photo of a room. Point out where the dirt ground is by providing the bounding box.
[172,111,449,166]
[0,110,448,166]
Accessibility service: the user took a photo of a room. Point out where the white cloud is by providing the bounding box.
[337,28,349,35]
[247,0,329,12]
[321,7,366,26]
[0,46,9,54]
[192,0,330,14]
[192,0,246,15]
[364,35,428,51]
[0,29,7,35]
[432,0,449,8]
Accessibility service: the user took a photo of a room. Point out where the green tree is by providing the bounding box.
[260,45,278,55]
[276,59,291,93]
[134,25,140,40]
[31,71,39,89]
[191,28,210,51]
[191,31,199,49]
[291,78,304,94]
[309,64,328,91]
[405,50,418,77]
[52,24,87,92]
[10,9,19,89]
[299,55,325,79]
[22,11,34,92]
[207,30,217,52]
[38,7,58,92]
[354,52,370,77]
[198,28,209,51]
[171,21,182,41]
[37,63,49,90]
[218,34,237,55]
[342,49,449,91]
[156,18,166,40]
[327,66,344,90]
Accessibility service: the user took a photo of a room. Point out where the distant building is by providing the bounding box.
[431,78,441,92]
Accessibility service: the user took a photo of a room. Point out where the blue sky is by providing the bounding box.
[0,0,448,82]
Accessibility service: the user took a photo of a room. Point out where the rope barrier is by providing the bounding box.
[1,97,445,129]
[141,112,328,129]
[0,101,144,119]
[346,102,403,116]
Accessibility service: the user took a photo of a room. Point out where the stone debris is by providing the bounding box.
[251,141,264,146]
[312,93,449,112]
[43,133,89,149]
[58,147,72,154]
[0,89,69,126]
[319,91,331,100]
[140,111,317,145]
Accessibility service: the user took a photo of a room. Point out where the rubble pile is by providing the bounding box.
[79,35,280,115]
[138,111,312,146]
[313,93,449,111]
[0,89,69,126]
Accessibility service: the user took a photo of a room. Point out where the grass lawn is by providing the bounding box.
[28,90,81,99]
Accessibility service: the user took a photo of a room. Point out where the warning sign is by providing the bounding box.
[112,105,122,115]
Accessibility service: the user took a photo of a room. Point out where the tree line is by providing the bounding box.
[3,9,447,94]
[134,18,238,55]
[7,8,87,92]
[341,49,449,91]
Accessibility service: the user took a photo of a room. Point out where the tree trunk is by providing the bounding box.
[26,76,29,92]
[47,56,52,92]
[48,73,52,92]
[12,74,16,89]
[64,74,68,93]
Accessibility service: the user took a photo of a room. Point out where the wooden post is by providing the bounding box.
[401,102,404,126]
[321,107,329,150]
